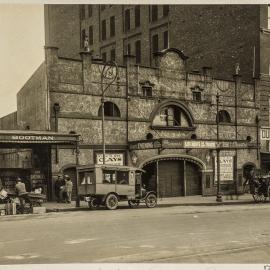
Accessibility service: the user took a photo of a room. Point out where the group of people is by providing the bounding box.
[54,174,73,203]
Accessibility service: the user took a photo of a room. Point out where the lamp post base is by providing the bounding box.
[216,193,223,202]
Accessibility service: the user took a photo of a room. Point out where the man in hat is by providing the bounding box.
[64,175,73,203]
[15,177,31,214]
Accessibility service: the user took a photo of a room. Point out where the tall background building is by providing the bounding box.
[44,5,270,82]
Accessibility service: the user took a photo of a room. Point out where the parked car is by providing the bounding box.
[76,164,157,210]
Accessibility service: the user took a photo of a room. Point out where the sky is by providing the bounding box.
[0,4,44,118]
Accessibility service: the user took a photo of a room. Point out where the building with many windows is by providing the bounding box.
[44,4,270,127]
[0,47,263,200]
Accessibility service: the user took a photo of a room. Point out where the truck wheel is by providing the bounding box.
[145,193,157,208]
[253,192,266,203]
[105,194,118,210]
[88,198,99,210]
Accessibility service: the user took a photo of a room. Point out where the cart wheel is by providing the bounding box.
[128,200,140,208]
[252,192,266,203]
[88,198,99,210]
[105,194,118,210]
[145,193,157,208]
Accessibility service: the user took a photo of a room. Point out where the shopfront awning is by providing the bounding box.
[0,130,80,147]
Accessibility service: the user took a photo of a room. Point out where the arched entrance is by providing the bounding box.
[242,162,256,184]
[140,155,205,197]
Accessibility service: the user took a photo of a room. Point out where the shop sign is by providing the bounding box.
[129,140,162,150]
[129,139,250,151]
[0,133,78,143]
[261,127,270,140]
[96,153,124,165]
[219,150,236,157]
[214,156,234,182]
[184,141,216,149]
[11,135,54,141]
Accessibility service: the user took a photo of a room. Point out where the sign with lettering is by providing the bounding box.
[215,156,234,182]
[261,127,270,140]
[129,140,162,150]
[96,153,124,166]
[129,139,251,151]
[11,135,54,141]
[184,140,216,149]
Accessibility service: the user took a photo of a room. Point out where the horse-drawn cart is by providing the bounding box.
[250,174,270,203]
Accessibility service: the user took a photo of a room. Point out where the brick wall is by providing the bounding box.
[44,4,81,60]
[45,47,260,172]
[17,63,49,131]
[0,112,18,130]
[170,5,260,82]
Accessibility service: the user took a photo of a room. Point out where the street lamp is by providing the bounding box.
[100,61,119,164]
[216,93,222,202]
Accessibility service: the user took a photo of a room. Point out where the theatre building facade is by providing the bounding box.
[0,47,261,199]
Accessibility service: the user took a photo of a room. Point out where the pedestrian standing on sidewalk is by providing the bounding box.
[55,175,63,202]
[244,168,256,194]
[64,175,73,203]
[59,176,67,203]
[15,177,32,214]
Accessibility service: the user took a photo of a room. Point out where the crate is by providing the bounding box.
[0,205,6,216]
[5,202,16,215]
[32,207,46,214]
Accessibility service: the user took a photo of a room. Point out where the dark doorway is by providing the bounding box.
[142,162,157,192]
[158,160,184,197]
[186,161,202,195]
[142,158,203,197]
[243,163,256,185]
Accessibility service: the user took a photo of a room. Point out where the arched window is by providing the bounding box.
[217,110,231,123]
[153,105,191,127]
[98,102,121,117]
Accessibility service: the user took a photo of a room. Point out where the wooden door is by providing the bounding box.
[158,160,184,197]
[185,162,202,195]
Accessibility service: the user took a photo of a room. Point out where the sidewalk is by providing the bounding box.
[44,193,260,213]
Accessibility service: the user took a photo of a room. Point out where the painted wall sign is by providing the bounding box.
[129,139,250,150]
[129,140,162,150]
[184,140,216,149]
[96,153,124,165]
[214,156,234,182]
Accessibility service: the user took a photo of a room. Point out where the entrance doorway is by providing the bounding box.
[142,157,202,197]
[158,160,184,197]
[243,163,256,185]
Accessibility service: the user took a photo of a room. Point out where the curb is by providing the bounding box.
[45,200,260,213]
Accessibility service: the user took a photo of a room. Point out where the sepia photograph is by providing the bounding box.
[0,1,270,268]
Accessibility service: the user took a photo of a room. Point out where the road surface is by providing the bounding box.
[0,204,270,264]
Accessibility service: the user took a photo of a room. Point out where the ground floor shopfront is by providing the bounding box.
[1,131,258,200]
[54,138,260,199]
[0,130,79,201]
[129,138,260,197]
